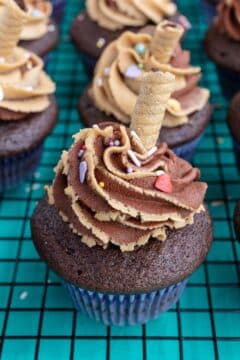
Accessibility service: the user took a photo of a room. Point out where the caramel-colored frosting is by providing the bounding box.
[91,23,210,128]
[0,48,55,114]
[87,0,177,30]
[216,0,240,41]
[47,123,207,252]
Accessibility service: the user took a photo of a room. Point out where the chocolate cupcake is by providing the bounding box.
[234,200,240,241]
[79,22,212,162]
[0,0,58,191]
[205,0,240,99]
[12,0,59,62]
[227,92,240,170]
[71,0,191,74]
[31,72,213,326]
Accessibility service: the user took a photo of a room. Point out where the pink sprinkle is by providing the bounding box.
[127,167,133,174]
[109,140,114,147]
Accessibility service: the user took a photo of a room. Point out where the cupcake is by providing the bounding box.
[31,72,213,326]
[234,200,240,240]
[227,92,240,170]
[12,0,59,62]
[0,0,58,191]
[79,21,212,162]
[50,0,66,23]
[205,0,240,99]
[71,0,191,74]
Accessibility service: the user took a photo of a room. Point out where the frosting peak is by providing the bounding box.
[48,123,207,252]
[87,0,177,30]
[91,22,209,128]
[216,0,240,41]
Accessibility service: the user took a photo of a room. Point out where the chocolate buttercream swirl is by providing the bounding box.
[47,123,207,252]
[91,22,210,128]
[216,0,240,41]
[87,0,177,30]
[0,0,55,117]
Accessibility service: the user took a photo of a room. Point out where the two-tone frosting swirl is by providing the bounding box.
[90,22,210,128]
[86,0,177,30]
[47,123,207,252]
[216,0,240,41]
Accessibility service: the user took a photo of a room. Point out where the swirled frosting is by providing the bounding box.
[87,0,177,30]
[216,0,240,41]
[91,22,210,127]
[47,123,207,252]
[0,48,55,115]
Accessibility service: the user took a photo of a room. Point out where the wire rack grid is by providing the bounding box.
[0,0,240,359]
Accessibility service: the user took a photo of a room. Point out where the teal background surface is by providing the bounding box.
[0,0,240,359]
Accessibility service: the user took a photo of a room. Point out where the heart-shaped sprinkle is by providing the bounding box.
[125,65,142,79]
[155,174,173,193]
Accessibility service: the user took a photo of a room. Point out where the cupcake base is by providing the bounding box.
[51,0,66,23]
[63,279,188,326]
[0,144,42,192]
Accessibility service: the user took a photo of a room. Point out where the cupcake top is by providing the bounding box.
[0,0,55,119]
[86,0,177,31]
[47,72,207,252]
[215,0,240,41]
[90,21,210,128]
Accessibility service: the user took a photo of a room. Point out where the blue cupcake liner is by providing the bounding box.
[51,0,66,23]
[216,65,240,100]
[63,279,188,326]
[0,144,43,192]
[232,140,240,171]
[172,133,203,162]
[201,0,217,25]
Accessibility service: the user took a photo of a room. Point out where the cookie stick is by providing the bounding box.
[130,71,175,151]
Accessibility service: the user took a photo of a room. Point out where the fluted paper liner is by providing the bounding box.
[0,0,28,58]
[150,21,184,64]
[130,71,175,150]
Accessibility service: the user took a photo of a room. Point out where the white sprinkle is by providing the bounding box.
[93,124,99,129]
[128,150,141,167]
[24,53,31,60]
[0,86,4,101]
[31,8,43,17]
[131,130,141,142]
[24,86,33,91]
[97,78,103,87]
[104,67,110,76]
[20,291,28,300]
[114,140,121,146]
[127,167,133,174]
[147,146,158,157]
[0,57,5,64]
[48,24,55,32]
[96,37,106,48]
[156,170,165,176]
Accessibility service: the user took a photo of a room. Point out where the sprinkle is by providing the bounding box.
[125,65,141,79]
[24,52,31,60]
[0,57,5,64]
[93,124,99,129]
[77,14,85,21]
[147,146,158,157]
[79,161,87,184]
[178,15,192,30]
[109,140,114,147]
[127,167,133,174]
[156,170,165,176]
[31,8,43,17]
[96,37,106,48]
[155,174,173,193]
[134,43,146,55]
[26,61,33,70]
[104,67,110,76]
[19,291,28,300]
[78,149,84,158]
[138,63,144,69]
[48,24,55,32]
[0,86,4,101]
[131,130,141,142]
[99,181,105,188]
[97,78,103,87]
[128,150,141,167]
[114,139,121,146]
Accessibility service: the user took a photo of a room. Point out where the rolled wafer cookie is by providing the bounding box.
[0,0,28,59]
[130,71,175,150]
[150,21,184,64]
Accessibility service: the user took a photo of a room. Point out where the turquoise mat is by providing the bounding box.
[0,0,240,359]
